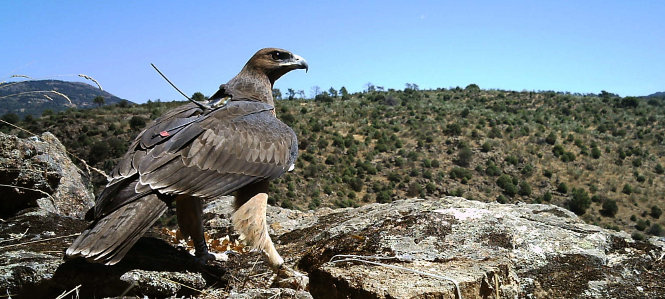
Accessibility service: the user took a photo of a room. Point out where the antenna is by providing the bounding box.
[150,63,209,110]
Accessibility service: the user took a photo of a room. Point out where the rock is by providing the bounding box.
[269,197,664,299]
[120,269,207,297]
[224,288,314,299]
[0,132,94,219]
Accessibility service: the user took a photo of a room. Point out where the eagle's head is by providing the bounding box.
[244,48,308,85]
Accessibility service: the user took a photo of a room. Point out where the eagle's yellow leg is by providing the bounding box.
[176,195,214,263]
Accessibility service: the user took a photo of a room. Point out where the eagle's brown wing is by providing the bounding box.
[94,100,297,218]
[67,100,297,264]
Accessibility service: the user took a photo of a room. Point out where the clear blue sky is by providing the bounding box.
[2,1,663,103]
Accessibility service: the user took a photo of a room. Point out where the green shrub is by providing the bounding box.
[518,181,532,196]
[485,162,501,176]
[129,116,146,130]
[647,224,664,236]
[622,184,632,195]
[656,163,664,174]
[635,219,648,231]
[600,199,618,217]
[557,182,568,194]
[650,206,662,219]
[568,188,591,215]
[545,132,557,145]
[481,141,492,152]
[552,144,565,157]
[450,167,473,181]
[496,175,518,196]
[505,155,519,165]
[631,232,646,241]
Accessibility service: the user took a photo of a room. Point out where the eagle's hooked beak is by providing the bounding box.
[281,54,309,73]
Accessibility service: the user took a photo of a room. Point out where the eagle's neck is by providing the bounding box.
[225,67,274,106]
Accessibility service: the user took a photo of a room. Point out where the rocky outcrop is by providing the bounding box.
[2,194,664,298]
[0,132,94,218]
[1,133,663,298]
[202,196,665,298]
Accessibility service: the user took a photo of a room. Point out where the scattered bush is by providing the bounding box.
[600,199,618,217]
[622,184,633,195]
[647,224,664,236]
[450,167,473,181]
[557,182,568,194]
[455,146,473,167]
[497,175,518,196]
[568,188,591,215]
[518,181,532,196]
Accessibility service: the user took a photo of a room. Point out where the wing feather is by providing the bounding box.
[132,100,297,200]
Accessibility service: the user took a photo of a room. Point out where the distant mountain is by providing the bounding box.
[645,91,665,98]
[0,80,131,118]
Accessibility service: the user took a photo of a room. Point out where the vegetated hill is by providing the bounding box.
[645,91,665,99]
[2,86,664,239]
[0,80,129,118]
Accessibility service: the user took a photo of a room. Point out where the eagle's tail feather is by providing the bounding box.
[66,194,167,265]
[230,193,284,268]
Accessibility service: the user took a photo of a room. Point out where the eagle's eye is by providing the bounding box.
[271,51,290,61]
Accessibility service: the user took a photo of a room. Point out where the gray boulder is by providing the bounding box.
[0,132,94,219]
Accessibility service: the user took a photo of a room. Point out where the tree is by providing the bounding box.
[191,92,206,102]
[311,86,321,98]
[297,90,306,99]
[328,87,338,98]
[340,86,350,100]
[465,83,480,93]
[93,96,105,107]
[365,82,375,93]
[272,88,282,100]
[568,188,591,215]
[405,83,419,91]
[287,88,296,100]
[315,92,333,103]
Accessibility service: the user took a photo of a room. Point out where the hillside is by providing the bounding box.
[0,80,129,117]
[2,86,664,239]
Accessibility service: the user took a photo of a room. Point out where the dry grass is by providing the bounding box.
[77,74,103,91]
[0,90,72,104]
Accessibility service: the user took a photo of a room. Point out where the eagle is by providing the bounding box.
[66,48,308,274]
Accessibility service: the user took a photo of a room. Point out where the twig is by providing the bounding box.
[330,254,463,299]
[157,277,207,295]
[0,90,72,104]
[0,233,80,250]
[77,74,103,90]
[0,227,29,244]
[55,284,81,299]
[241,254,263,289]
[119,281,137,297]
[150,63,209,110]
[0,183,59,212]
